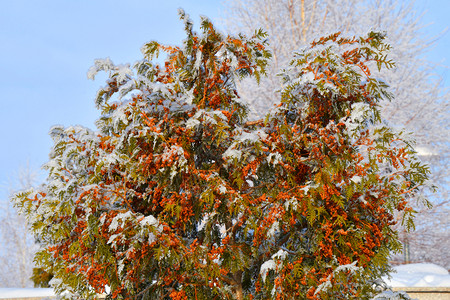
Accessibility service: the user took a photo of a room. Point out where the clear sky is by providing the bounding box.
[0,0,448,200]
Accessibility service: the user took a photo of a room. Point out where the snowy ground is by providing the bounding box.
[383,263,450,287]
[0,288,55,298]
[0,263,449,298]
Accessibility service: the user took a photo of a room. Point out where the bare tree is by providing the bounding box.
[0,165,39,287]
[224,0,449,268]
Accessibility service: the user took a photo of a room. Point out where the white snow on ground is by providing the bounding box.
[0,288,55,298]
[383,263,450,287]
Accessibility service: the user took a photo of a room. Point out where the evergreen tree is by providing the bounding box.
[13,11,431,300]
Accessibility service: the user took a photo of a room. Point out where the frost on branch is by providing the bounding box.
[12,10,432,300]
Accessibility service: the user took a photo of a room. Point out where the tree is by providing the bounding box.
[13,11,431,299]
[0,165,38,288]
[224,0,449,269]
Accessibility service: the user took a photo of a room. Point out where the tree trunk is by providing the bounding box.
[235,285,243,300]
[232,271,244,300]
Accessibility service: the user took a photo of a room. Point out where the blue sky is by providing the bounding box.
[0,0,448,200]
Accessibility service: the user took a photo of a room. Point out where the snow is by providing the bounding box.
[236,129,267,143]
[194,49,202,71]
[260,259,276,282]
[372,290,410,300]
[223,147,242,161]
[0,288,55,298]
[341,102,371,134]
[115,64,133,82]
[350,175,362,184]
[87,57,114,80]
[384,263,450,287]
[218,184,227,194]
[267,220,279,238]
[415,146,438,157]
[139,215,158,227]
[260,249,288,282]
[185,117,201,128]
[266,152,282,165]
[109,211,133,231]
[315,262,361,296]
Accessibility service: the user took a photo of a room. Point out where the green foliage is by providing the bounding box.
[12,10,431,300]
[31,267,53,288]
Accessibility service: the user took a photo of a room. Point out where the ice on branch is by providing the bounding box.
[87,57,115,80]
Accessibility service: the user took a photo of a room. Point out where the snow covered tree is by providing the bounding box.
[224,0,449,269]
[13,11,431,299]
[0,165,38,288]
